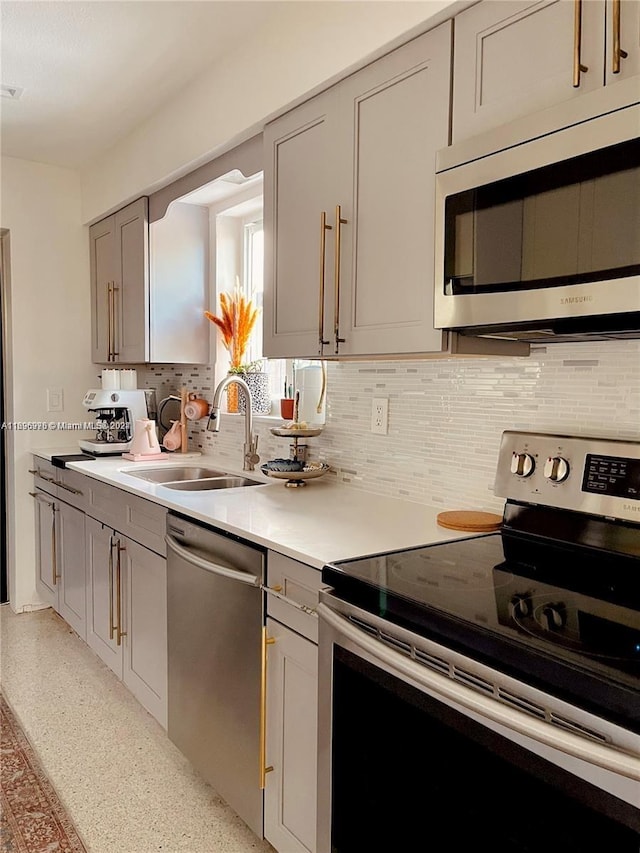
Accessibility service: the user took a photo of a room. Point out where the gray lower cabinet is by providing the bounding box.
[33,489,58,609]
[32,487,87,640]
[265,617,318,853]
[263,21,452,359]
[264,552,325,853]
[56,500,87,638]
[86,515,168,728]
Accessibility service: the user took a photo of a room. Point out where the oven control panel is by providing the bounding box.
[494,431,640,522]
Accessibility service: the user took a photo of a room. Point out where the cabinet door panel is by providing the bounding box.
[263,94,338,358]
[115,198,149,363]
[453,0,604,142]
[123,537,167,728]
[605,0,640,85]
[89,215,115,363]
[338,22,451,355]
[57,501,87,640]
[34,492,57,606]
[265,618,318,853]
[86,517,122,677]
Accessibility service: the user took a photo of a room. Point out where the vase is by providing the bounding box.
[235,372,272,415]
[226,381,240,413]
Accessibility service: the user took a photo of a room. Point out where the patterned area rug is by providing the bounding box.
[0,692,87,853]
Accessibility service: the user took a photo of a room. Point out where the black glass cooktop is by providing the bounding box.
[323,520,640,731]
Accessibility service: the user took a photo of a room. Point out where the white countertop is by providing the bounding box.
[35,449,484,569]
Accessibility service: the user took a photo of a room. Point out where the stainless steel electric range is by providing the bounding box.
[317,431,640,853]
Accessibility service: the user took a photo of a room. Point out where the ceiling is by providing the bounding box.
[0,1,287,169]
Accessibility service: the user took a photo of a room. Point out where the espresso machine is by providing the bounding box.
[79,389,157,456]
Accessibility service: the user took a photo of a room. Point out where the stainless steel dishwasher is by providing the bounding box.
[165,512,266,838]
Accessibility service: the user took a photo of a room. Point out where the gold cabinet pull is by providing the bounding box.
[50,502,59,587]
[612,0,628,73]
[29,491,54,505]
[111,285,119,359]
[259,626,276,789]
[318,212,332,353]
[573,0,589,87]
[57,481,83,496]
[108,535,116,640]
[333,204,348,354]
[28,468,56,483]
[107,282,113,362]
[116,541,127,646]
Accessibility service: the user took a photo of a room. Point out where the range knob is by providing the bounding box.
[539,603,567,632]
[509,593,532,619]
[510,452,535,478]
[543,456,570,483]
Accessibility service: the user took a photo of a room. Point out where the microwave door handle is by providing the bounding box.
[318,603,640,782]
[573,0,589,87]
[164,533,261,586]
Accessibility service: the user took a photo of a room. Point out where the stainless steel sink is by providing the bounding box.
[125,466,229,483]
[162,477,262,491]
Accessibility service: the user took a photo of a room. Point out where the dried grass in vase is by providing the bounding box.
[205,284,260,371]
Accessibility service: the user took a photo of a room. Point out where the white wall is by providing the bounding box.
[0,156,96,612]
[80,0,458,223]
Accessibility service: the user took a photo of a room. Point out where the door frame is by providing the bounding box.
[1,230,14,605]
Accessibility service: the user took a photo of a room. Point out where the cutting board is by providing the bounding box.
[436,510,502,532]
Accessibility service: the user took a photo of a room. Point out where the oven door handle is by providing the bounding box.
[318,603,640,782]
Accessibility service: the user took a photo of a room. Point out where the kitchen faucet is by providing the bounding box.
[206,375,260,471]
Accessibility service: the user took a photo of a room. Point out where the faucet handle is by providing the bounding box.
[246,451,261,467]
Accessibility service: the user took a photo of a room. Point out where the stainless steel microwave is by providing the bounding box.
[434,105,640,343]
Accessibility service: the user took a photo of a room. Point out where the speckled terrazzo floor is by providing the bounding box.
[0,605,276,853]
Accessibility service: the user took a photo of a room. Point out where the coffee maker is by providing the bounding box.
[79,389,157,455]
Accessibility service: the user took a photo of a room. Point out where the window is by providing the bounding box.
[212,179,326,418]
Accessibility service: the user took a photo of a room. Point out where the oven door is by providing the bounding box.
[433,104,640,336]
[317,594,640,853]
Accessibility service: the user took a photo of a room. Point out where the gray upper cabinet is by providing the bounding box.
[452,0,640,144]
[149,202,210,364]
[263,21,453,359]
[263,90,338,359]
[90,197,210,365]
[90,197,149,364]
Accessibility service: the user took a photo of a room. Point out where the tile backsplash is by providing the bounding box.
[138,340,640,514]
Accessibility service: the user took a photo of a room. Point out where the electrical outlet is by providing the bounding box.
[47,387,64,413]
[371,397,389,435]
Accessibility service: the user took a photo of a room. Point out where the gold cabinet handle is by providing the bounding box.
[29,491,54,505]
[50,502,59,586]
[107,282,113,362]
[573,0,589,87]
[57,481,83,496]
[111,285,119,360]
[28,468,56,483]
[612,0,628,73]
[333,204,348,354]
[318,211,332,353]
[108,535,116,640]
[259,626,276,789]
[116,541,127,646]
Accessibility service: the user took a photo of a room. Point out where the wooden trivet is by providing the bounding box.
[436,510,502,532]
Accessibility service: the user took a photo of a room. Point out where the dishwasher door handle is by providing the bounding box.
[165,533,261,586]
